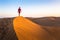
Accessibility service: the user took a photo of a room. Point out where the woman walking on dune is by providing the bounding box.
[18,7,21,16]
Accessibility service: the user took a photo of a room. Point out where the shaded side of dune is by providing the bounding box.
[0,18,18,40]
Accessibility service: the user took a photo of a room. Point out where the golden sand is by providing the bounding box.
[13,16,54,40]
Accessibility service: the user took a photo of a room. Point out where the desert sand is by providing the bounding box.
[13,16,55,40]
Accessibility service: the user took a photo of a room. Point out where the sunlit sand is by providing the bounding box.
[13,16,54,40]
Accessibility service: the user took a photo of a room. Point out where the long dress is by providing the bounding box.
[18,7,21,16]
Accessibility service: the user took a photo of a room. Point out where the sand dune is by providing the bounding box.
[13,16,55,40]
[0,17,60,40]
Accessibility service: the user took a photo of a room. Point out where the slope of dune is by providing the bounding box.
[27,17,60,40]
[0,18,18,40]
[13,16,55,40]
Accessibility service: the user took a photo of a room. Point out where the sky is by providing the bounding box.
[0,0,60,18]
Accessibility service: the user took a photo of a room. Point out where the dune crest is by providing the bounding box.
[13,16,54,40]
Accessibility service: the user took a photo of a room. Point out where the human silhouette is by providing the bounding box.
[18,7,21,16]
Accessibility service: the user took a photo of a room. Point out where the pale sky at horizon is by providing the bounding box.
[0,0,60,18]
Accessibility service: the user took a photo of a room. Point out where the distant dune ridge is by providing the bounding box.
[27,17,60,26]
[0,17,60,40]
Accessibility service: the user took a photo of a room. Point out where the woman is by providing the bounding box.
[18,7,21,16]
